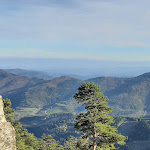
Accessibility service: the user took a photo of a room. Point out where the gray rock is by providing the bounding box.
[0,96,16,150]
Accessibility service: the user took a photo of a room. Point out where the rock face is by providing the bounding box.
[0,96,16,150]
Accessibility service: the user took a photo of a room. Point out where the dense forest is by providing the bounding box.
[3,82,127,150]
[3,86,150,149]
[1,70,150,149]
[2,69,150,118]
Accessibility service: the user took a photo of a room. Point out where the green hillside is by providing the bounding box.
[87,73,150,117]
[20,113,78,144]
[23,76,82,108]
[0,69,46,108]
[114,117,150,150]
[0,69,39,94]
[0,70,82,110]
[1,69,150,118]
[2,69,150,149]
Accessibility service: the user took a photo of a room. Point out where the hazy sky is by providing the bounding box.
[0,0,150,61]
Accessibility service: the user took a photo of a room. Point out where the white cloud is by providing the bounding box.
[0,0,150,47]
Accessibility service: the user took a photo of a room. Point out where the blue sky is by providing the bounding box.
[0,0,150,61]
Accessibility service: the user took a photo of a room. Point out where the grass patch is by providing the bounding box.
[14,107,41,120]
[46,107,64,115]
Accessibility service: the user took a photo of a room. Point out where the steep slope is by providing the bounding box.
[87,73,150,116]
[0,69,46,108]
[2,68,150,117]
[17,76,83,108]
[0,69,38,93]
[5,68,54,80]
[0,69,83,109]
[20,113,77,143]
[112,117,150,150]
[118,118,150,150]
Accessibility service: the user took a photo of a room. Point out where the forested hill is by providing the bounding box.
[87,72,150,116]
[0,69,82,108]
[1,69,150,117]
[18,76,82,108]
[0,69,44,94]
[0,69,47,108]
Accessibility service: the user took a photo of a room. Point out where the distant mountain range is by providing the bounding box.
[1,69,150,117]
[1,58,150,78]
[5,68,55,80]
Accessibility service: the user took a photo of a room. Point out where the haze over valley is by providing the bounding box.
[1,58,150,79]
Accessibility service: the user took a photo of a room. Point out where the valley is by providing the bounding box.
[1,69,150,149]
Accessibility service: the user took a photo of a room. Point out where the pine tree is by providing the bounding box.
[40,134,64,150]
[3,98,64,150]
[3,98,14,123]
[64,136,78,150]
[73,82,126,150]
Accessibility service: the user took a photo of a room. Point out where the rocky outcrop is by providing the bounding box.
[0,95,16,150]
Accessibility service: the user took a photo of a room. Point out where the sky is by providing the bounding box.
[0,0,150,61]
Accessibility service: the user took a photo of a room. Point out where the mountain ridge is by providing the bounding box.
[0,69,83,109]
[1,69,150,117]
[87,72,150,116]
[5,68,55,80]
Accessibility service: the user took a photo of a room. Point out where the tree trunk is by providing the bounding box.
[93,133,96,150]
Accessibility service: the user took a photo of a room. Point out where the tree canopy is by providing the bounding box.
[2,83,126,150]
[74,82,126,150]
[2,98,64,150]
[3,98,14,123]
